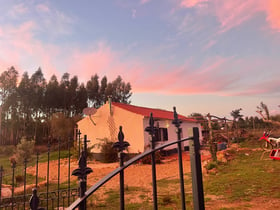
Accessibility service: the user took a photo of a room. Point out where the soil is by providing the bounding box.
[22,149,280,209]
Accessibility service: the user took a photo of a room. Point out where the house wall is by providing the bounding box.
[77,103,145,154]
[143,118,202,151]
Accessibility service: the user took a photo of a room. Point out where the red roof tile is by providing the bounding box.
[112,102,197,122]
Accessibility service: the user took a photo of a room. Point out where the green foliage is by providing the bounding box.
[0,66,132,145]
[205,161,218,170]
[93,138,118,163]
[50,112,75,142]
[15,137,35,163]
[140,151,162,164]
[204,149,280,202]
[100,141,118,163]
[0,145,16,156]
[162,194,173,205]
[15,175,24,183]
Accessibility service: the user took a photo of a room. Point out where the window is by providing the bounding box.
[155,128,168,142]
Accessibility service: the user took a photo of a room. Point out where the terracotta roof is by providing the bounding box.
[112,102,197,122]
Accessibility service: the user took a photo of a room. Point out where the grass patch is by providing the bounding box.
[204,149,280,202]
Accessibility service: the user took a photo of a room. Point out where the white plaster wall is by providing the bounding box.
[142,118,202,151]
[77,103,145,153]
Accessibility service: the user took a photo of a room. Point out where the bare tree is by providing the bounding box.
[256,102,280,126]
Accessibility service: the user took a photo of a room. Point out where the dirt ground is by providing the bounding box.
[24,150,280,209]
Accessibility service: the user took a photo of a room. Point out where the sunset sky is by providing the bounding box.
[0,0,280,118]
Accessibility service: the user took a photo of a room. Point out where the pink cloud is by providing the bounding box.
[265,0,280,32]
[9,3,29,17]
[0,21,59,79]
[140,0,151,5]
[180,0,208,8]
[179,0,280,33]
[36,4,50,13]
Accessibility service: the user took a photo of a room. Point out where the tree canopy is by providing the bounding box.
[0,66,132,144]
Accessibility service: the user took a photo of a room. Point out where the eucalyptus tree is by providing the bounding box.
[74,83,88,115]
[68,75,79,116]
[0,66,19,144]
[99,76,108,105]
[59,72,70,115]
[108,75,132,104]
[29,68,47,141]
[86,74,100,108]
[45,74,60,117]
[17,72,33,136]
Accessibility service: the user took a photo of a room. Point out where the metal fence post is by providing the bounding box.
[30,188,39,210]
[190,127,205,210]
[36,152,39,189]
[72,135,93,210]
[24,158,27,209]
[145,113,158,210]
[172,106,186,210]
[0,165,3,203]
[57,138,61,209]
[11,161,16,210]
[77,130,81,158]
[47,141,50,210]
[113,126,130,210]
[68,137,71,206]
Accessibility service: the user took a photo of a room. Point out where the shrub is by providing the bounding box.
[15,175,24,183]
[141,151,162,164]
[205,161,218,171]
[162,195,173,205]
[15,137,35,163]
[100,141,118,163]
[0,145,16,156]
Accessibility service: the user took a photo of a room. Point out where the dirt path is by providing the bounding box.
[23,150,280,209]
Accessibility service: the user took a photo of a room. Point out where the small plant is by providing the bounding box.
[15,175,24,183]
[162,194,173,205]
[93,138,118,163]
[141,151,162,164]
[205,161,218,171]
[0,145,16,156]
[100,141,118,163]
[15,137,35,163]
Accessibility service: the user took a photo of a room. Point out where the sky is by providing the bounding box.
[0,0,280,118]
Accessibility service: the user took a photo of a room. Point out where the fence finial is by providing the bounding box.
[29,188,39,210]
[113,126,130,152]
[145,113,155,137]
[172,106,182,128]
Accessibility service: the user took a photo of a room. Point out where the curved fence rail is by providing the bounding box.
[68,126,205,210]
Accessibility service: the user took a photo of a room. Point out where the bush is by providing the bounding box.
[15,175,24,183]
[0,145,16,156]
[100,141,118,163]
[141,151,162,164]
[205,161,218,170]
[15,137,35,163]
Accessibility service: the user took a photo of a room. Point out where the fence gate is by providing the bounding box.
[0,107,205,210]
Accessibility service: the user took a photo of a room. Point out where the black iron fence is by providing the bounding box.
[0,107,205,209]
[69,107,205,210]
[0,137,80,209]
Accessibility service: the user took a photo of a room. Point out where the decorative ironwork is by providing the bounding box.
[145,113,158,210]
[72,151,93,180]
[112,126,130,210]
[113,126,130,152]
[172,106,186,210]
[29,188,39,210]
[72,135,93,210]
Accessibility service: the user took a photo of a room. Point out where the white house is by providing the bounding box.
[77,102,202,154]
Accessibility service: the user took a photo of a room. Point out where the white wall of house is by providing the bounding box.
[143,118,202,151]
[78,103,203,154]
[77,103,146,153]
